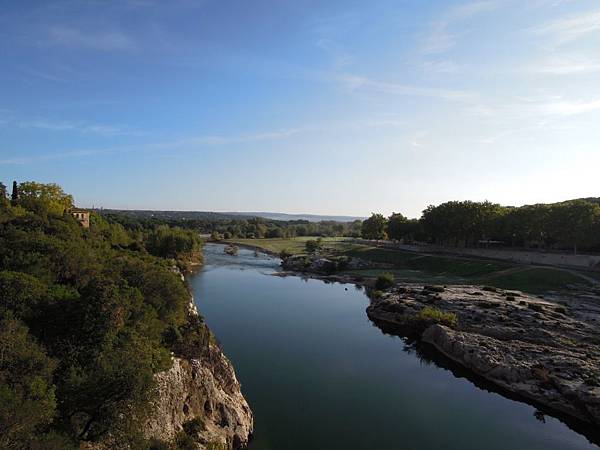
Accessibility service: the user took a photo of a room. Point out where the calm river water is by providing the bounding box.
[188,244,598,450]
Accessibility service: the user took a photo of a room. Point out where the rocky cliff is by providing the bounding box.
[144,274,253,450]
[145,346,253,449]
[367,283,600,427]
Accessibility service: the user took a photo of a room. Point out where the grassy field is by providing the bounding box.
[227,237,595,294]
[227,237,357,255]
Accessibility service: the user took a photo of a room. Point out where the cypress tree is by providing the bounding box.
[11,181,19,204]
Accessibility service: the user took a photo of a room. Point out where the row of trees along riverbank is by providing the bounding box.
[361,199,600,254]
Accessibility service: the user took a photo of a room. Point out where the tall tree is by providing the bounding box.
[11,181,19,204]
[387,213,409,241]
[361,214,388,240]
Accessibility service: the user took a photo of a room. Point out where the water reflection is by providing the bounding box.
[191,244,599,450]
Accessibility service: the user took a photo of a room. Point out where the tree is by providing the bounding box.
[0,315,57,449]
[11,181,19,204]
[387,213,409,241]
[361,214,387,240]
[17,182,73,215]
[547,201,600,254]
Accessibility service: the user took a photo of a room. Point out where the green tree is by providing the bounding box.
[361,213,388,240]
[547,200,600,253]
[387,213,409,241]
[17,182,74,215]
[0,315,57,449]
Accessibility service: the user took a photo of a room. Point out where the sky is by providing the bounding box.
[1,0,599,217]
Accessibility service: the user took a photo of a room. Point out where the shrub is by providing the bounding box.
[528,303,544,312]
[305,239,321,253]
[279,248,293,259]
[371,290,384,299]
[418,307,458,328]
[424,285,445,293]
[375,272,395,290]
[183,417,205,436]
[175,432,197,450]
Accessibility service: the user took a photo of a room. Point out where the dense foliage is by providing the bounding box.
[367,199,600,253]
[104,211,363,240]
[0,182,206,449]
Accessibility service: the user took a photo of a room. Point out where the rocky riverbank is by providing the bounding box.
[144,268,253,449]
[145,346,253,449]
[366,283,600,427]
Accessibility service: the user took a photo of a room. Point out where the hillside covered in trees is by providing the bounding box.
[362,199,600,254]
[0,182,207,449]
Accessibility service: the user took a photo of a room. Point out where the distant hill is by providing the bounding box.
[580,197,600,205]
[97,209,364,223]
[225,212,365,223]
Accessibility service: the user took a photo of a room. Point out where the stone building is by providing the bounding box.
[71,208,90,228]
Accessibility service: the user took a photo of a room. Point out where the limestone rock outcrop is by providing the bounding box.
[145,345,253,449]
[367,284,600,426]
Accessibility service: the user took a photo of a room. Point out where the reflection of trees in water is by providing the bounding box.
[369,318,600,447]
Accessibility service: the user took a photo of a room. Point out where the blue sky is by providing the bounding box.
[1,0,599,217]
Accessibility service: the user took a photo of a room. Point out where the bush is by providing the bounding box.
[418,307,458,328]
[279,248,293,259]
[175,432,197,450]
[183,417,205,436]
[375,272,395,290]
[305,239,321,253]
[423,285,445,293]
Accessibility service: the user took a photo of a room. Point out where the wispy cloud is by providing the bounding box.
[421,1,498,54]
[530,10,600,44]
[23,120,138,136]
[334,73,474,101]
[46,26,136,51]
[528,55,600,75]
[536,98,600,116]
[1,118,413,165]
[0,127,308,165]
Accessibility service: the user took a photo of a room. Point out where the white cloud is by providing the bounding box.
[422,1,498,54]
[335,73,474,101]
[14,119,139,136]
[530,55,600,75]
[536,98,600,115]
[47,26,136,51]
[531,10,600,44]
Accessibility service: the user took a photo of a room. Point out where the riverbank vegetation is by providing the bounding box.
[0,181,206,449]
[365,199,600,254]
[101,197,600,256]
[227,236,594,294]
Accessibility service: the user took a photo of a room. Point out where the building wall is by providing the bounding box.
[71,212,90,229]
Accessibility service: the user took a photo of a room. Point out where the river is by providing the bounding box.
[188,244,598,450]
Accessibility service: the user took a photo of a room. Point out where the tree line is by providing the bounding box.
[104,211,364,240]
[361,198,600,254]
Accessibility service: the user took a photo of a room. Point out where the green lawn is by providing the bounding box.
[227,237,353,255]
[480,268,592,294]
[227,237,594,294]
